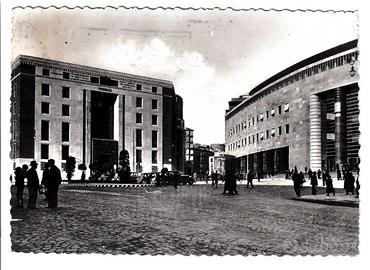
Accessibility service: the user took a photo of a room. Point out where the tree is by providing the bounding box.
[65,156,76,183]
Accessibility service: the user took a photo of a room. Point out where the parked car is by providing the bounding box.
[178,175,195,185]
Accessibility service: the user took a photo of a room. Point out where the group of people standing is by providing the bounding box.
[14,159,62,209]
[221,170,238,195]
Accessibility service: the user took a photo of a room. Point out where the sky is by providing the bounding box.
[12,7,358,144]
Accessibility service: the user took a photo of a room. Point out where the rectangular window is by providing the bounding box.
[256,133,259,142]
[152,151,158,164]
[136,84,142,91]
[152,130,158,148]
[62,104,70,116]
[136,129,142,147]
[278,105,282,114]
[284,103,290,112]
[62,145,69,160]
[136,113,142,124]
[62,87,70,98]
[152,166,158,173]
[42,84,50,96]
[271,108,275,117]
[256,115,259,123]
[260,132,264,140]
[41,120,49,141]
[152,86,157,93]
[252,135,255,144]
[63,72,70,79]
[152,115,158,125]
[266,111,269,119]
[41,102,49,114]
[62,122,70,142]
[41,144,49,159]
[286,124,290,134]
[152,99,158,110]
[90,76,99,84]
[271,128,275,137]
[248,136,251,145]
[136,149,142,163]
[252,118,255,125]
[136,97,142,108]
[266,130,269,138]
[42,68,50,76]
[12,120,16,141]
[260,113,264,121]
[278,126,282,136]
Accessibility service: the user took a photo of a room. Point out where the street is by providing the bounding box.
[10,184,359,255]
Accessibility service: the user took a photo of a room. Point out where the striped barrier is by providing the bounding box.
[64,183,155,188]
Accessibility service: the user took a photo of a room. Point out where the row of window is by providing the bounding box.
[228,51,359,119]
[228,124,290,151]
[41,102,70,116]
[229,103,290,137]
[135,129,158,148]
[135,149,158,164]
[42,68,159,93]
[42,84,70,98]
[136,113,158,125]
[40,144,69,160]
[41,120,70,142]
[136,97,158,110]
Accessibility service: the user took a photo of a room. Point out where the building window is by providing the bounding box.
[12,120,16,141]
[63,72,70,79]
[266,130,269,138]
[62,122,70,142]
[260,113,264,122]
[62,87,70,98]
[41,144,49,159]
[62,104,70,116]
[252,118,255,125]
[278,126,282,136]
[42,68,50,76]
[152,86,157,93]
[260,132,264,141]
[136,129,142,147]
[41,102,49,114]
[271,128,275,137]
[152,130,158,148]
[136,84,142,91]
[284,103,290,112]
[136,149,142,163]
[152,99,158,110]
[41,120,49,141]
[286,124,290,134]
[42,84,50,96]
[152,151,158,164]
[152,166,158,173]
[271,108,275,117]
[256,133,259,142]
[62,145,69,160]
[256,115,259,123]
[278,105,282,115]
[152,115,158,125]
[266,111,269,119]
[248,136,251,145]
[252,135,255,143]
[90,76,99,84]
[136,97,142,108]
[136,113,142,124]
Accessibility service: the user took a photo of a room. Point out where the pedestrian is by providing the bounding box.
[343,171,355,195]
[317,169,322,179]
[336,163,342,180]
[292,170,301,197]
[41,163,50,201]
[355,176,360,199]
[214,171,219,188]
[173,171,179,189]
[222,170,230,194]
[14,167,25,208]
[45,159,62,208]
[26,160,40,209]
[229,170,238,195]
[247,170,254,188]
[322,170,329,186]
[326,175,335,196]
[308,168,312,180]
[285,169,290,179]
[305,166,308,173]
[211,171,218,188]
[257,169,262,182]
[310,171,318,195]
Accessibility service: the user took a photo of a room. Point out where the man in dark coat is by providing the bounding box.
[292,171,301,197]
[14,167,25,207]
[322,170,329,186]
[222,170,231,194]
[45,159,62,208]
[308,168,312,180]
[326,175,335,196]
[246,170,254,188]
[344,171,355,195]
[310,171,318,195]
[26,161,40,208]
[229,170,238,195]
[41,163,50,201]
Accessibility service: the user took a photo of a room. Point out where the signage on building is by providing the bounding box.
[98,87,113,92]
[327,133,335,140]
[326,113,335,120]
[334,102,341,113]
[70,73,90,82]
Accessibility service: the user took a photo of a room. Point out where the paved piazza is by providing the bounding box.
[10,184,359,256]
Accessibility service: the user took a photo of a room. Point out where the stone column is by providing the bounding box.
[334,88,345,165]
[310,94,322,171]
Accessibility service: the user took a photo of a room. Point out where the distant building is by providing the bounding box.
[11,55,185,178]
[225,40,359,175]
[192,144,214,179]
[209,151,234,175]
[184,127,194,175]
[210,143,225,153]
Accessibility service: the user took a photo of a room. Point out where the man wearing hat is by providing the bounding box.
[26,160,40,208]
[45,159,62,208]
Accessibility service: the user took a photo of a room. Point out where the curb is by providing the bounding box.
[64,183,155,188]
[292,197,359,208]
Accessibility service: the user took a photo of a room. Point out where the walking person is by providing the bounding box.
[292,170,301,197]
[222,170,231,195]
[308,168,312,180]
[336,163,342,180]
[14,167,25,207]
[41,163,50,201]
[326,175,335,196]
[355,176,360,199]
[310,171,318,195]
[229,170,238,195]
[317,169,322,179]
[344,171,355,195]
[45,159,62,208]
[26,161,40,209]
[246,170,254,188]
[214,171,219,188]
[322,170,329,186]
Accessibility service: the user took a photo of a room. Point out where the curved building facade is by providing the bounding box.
[225,40,359,175]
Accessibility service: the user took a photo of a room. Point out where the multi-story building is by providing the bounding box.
[225,40,359,175]
[184,127,194,175]
[10,55,185,178]
[192,144,214,178]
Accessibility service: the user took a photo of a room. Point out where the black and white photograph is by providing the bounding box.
[1,0,370,269]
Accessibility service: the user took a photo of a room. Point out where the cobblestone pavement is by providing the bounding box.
[10,184,359,256]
